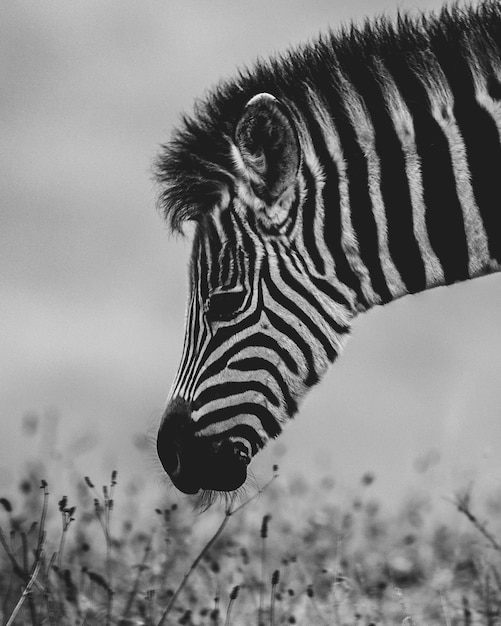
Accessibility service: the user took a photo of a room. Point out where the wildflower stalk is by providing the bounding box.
[56,496,76,569]
[0,525,25,579]
[85,472,117,626]
[157,471,278,626]
[0,480,49,622]
[118,530,155,625]
[21,531,38,626]
[224,585,239,626]
[36,480,49,563]
[258,514,271,626]
[270,570,280,626]
[5,544,45,626]
[454,493,501,553]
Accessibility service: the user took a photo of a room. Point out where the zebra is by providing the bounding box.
[154,1,501,502]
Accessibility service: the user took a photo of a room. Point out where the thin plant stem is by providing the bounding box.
[0,523,45,596]
[86,474,116,626]
[157,473,278,626]
[118,531,155,625]
[5,547,44,626]
[454,495,501,553]
[0,526,24,579]
[21,532,38,626]
[224,586,239,626]
[270,571,279,626]
[56,521,68,571]
[36,482,49,563]
[156,499,235,626]
[258,527,268,626]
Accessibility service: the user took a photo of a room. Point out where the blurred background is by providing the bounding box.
[2,0,500,512]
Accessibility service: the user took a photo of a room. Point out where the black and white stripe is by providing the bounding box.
[155,1,501,494]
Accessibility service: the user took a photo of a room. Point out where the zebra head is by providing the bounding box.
[156,93,355,497]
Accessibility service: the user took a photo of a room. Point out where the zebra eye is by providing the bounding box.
[205,288,246,323]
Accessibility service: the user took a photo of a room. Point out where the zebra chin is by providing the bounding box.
[157,397,251,495]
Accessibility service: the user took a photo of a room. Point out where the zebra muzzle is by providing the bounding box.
[157,397,250,494]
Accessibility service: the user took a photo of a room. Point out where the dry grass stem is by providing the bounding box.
[156,472,278,626]
[118,530,155,625]
[454,492,501,553]
[5,544,45,626]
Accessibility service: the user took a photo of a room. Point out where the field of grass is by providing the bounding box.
[2,418,501,625]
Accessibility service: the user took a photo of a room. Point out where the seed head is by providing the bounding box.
[272,569,280,585]
[230,585,240,600]
[0,498,12,513]
[84,477,94,489]
[260,514,272,538]
[307,584,314,598]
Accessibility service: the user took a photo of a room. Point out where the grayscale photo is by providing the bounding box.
[2,1,501,623]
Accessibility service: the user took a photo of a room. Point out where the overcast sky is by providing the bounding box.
[2,0,500,510]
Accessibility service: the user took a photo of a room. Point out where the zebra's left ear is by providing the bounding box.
[234,93,300,203]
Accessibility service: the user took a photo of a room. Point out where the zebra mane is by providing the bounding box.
[154,0,501,234]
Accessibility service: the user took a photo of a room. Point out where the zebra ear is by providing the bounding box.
[234,93,300,203]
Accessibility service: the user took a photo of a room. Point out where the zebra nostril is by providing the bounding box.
[233,441,250,465]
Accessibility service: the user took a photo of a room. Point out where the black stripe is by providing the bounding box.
[348,60,426,293]
[290,241,352,308]
[228,357,298,415]
[194,380,280,409]
[197,402,282,438]
[265,308,320,385]
[272,244,350,336]
[315,69,393,302]
[301,165,325,275]
[299,102,368,306]
[384,53,469,283]
[196,332,299,387]
[432,42,501,265]
[265,276,335,368]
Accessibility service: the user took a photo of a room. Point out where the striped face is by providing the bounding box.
[157,94,354,497]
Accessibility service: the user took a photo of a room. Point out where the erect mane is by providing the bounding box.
[153,1,501,235]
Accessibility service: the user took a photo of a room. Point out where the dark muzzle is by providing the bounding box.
[157,397,250,494]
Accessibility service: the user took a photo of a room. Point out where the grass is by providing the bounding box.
[2,419,501,624]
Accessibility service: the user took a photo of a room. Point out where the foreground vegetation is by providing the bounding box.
[2,421,501,625]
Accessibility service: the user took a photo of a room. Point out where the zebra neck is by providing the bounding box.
[300,57,501,312]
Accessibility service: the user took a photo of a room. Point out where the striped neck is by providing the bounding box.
[295,43,501,312]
